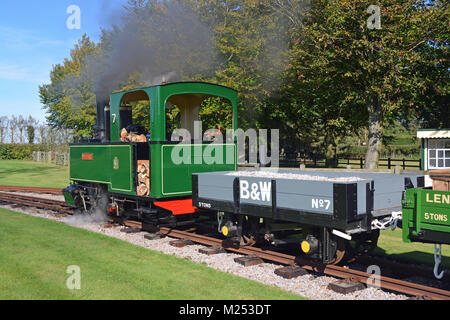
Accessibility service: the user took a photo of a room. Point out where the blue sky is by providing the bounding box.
[0,0,127,123]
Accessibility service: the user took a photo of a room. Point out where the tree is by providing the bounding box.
[26,116,38,144]
[181,0,293,130]
[0,116,7,144]
[276,0,448,168]
[37,123,46,144]
[39,0,448,162]
[16,115,26,144]
[9,115,18,144]
[27,126,35,144]
[39,34,98,139]
[26,116,39,144]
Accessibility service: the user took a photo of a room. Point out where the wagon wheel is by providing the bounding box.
[345,230,380,263]
[329,238,347,265]
[240,234,256,247]
[239,216,259,247]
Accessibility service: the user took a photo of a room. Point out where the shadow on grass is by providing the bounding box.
[0,166,58,179]
[374,247,450,269]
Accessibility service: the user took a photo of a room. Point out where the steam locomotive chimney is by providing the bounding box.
[94,98,108,142]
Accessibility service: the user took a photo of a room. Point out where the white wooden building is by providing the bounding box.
[417,129,450,171]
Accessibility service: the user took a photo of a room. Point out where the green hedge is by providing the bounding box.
[0,145,68,160]
[338,144,420,158]
[383,144,421,158]
[338,145,368,158]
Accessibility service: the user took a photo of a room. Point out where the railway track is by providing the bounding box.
[0,186,62,194]
[0,190,449,300]
[0,192,73,215]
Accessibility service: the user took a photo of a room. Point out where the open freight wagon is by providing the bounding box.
[193,169,424,264]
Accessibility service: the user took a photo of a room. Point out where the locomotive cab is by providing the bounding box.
[104,82,238,199]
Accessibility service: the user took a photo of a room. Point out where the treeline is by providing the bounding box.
[39,0,449,168]
[0,115,39,145]
[0,115,72,145]
[0,115,72,160]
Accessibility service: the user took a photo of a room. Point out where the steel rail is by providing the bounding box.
[0,193,73,215]
[0,186,62,194]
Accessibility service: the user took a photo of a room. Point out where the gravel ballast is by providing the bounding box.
[227,171,367,182]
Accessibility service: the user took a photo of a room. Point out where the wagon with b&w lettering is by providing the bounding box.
[193,169,424,264]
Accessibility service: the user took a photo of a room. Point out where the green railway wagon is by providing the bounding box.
[402,188,450,278]
[402,188,450,245]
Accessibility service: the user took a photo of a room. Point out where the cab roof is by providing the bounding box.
[111,81,237,104]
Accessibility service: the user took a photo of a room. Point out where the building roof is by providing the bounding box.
[417,129,450,139]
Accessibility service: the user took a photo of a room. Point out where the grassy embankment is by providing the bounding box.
[0,209,303,300]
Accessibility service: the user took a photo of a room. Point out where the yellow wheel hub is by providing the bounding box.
[301,241,311,254]
[222,226,229,237]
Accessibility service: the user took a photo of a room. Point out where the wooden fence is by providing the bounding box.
[338,157,421,170]
[33,151,69,166]
[279,155,421,170]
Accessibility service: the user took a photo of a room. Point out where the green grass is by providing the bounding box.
[375,229,450,268]
[0,160,69,188]
[0,208,304,300]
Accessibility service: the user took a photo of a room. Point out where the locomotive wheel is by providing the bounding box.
[94,190,109,213]
[80,186,109,218]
